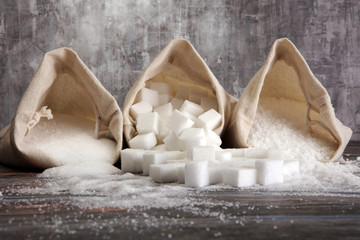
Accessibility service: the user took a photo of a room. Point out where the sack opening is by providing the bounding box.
[258,59,338,147]
[23,72,117,166]
[131,64,218,123]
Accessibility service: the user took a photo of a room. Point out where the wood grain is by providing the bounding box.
[0,143,359,239]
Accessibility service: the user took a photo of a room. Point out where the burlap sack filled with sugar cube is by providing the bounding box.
[226,38,352,162]
[0,48,122,169]
[123,39,237,146]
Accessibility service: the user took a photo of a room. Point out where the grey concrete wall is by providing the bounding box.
[1,0,359,140]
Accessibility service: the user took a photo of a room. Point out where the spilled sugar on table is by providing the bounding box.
[0,142,360,240]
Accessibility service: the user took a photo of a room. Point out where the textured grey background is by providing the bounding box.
[1,0,359,140]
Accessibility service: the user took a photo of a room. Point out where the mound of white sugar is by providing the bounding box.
[247,97,360,191]
[248,97,337,162]
[32,170,193,209]
[24,113,117,166]
[40,161,121,179]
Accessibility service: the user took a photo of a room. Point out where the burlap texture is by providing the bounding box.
[0,48,122,169]
[123,39,237,145]
[226,38,352,162]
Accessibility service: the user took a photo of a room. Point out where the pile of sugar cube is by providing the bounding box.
[128,81,220,151]
[123,81,299,187]
[121,147,299,187]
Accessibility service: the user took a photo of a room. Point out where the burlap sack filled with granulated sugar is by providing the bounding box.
[0,48,122,169]
[225,38,352,162]
[123,39,237,146]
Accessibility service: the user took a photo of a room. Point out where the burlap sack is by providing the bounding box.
[123,39,237,144]
[0,48,122,169]
[226,38,352,162]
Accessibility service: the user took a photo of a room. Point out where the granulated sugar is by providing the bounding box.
[40,161,121,179]
[27,169,193,209]
[17,98,360,210]
[247,97,360,191]
[248,97,337,162]
[20,110,195,210]
[24,113,117,166]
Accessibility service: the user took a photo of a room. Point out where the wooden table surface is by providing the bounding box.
[1,142,360,240]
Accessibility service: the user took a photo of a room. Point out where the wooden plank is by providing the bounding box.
[0,143,360,239]
[344,141,360,159]
[1,189,360,239]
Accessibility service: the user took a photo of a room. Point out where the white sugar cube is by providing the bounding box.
[163,133,181,151]
[208,163,223,185]
[182,112,198,127]
[178,165,185,184]
[204,128,222,147]
[225,158,257,168]
[256,159,284,185]
[129,132,157,150]
[136,112,159,135]
[152,144,167,151]
[223,167,257,187]
[154,103,174,119]
[150,82,172,94]
[150,163,184,183]
[267,149,283,160]
[225,148,246,158]
[170,98,183,110]
[137,88,159,107]
[215,151,232,161]
[189,88,208,104]
[175,85,190,100]
[284,160,300,176]
[157,119,171,143]
[246,148,268,159]
[185,161,209,187]
[201,97,218,111]
[186,137,207,159]
[143,151,185,175]
[180,100,204,117]
[120,149,145,173]
[179,128,206,151]
[130,101,153,120]
[166,110,194,136]
[192,146,216,162]
[198,109,222,130]
[158,94,172,106]
[212,145,223,151]
[167,159,190,164]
